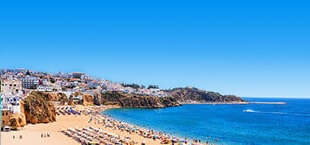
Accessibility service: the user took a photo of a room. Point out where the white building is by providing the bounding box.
[88,81,100,88]
[54,81,62,91]
[1,94,21,113]
[42,79,49,86]
[37,85,53,92]
[22,76,39,89]
[0,79,22,95]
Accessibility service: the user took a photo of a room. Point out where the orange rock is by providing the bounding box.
[82,94,94,106]
[9,112,27,128]
[22,91,57,124]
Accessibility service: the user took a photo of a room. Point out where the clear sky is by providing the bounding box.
[1,0,309,98]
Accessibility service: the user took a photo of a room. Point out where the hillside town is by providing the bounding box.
[0,68,169,129]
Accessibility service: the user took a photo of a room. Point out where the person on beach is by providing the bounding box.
[89,116,93,123]
[141,140,146,145]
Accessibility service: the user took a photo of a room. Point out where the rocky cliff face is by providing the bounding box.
[82,94,94,106]
[67,95,75,105]
[9,112,26,128]
[22,91,56,124]
[167,87,245,103]
[102,92,180,108]
[93,92,102,106]
[45,92,67,102]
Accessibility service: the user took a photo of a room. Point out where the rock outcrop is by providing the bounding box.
[101,92,180,108]
[22,91,56,124]
[57,93,68,105]
[93,92,102,106]
[167,87,245,103]
[67,95,75,105]
[9,112,27,128]
[82,94,94,106]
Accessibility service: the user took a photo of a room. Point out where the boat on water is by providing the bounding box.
[243,109,255,113]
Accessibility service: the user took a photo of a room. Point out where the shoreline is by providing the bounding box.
[101,106,210,144]
[101,105,226,144]
[66,105,212,144]
[180,101,287,105]
[2,101,289,145]
[180,101,248,105]
[101,101,289,143]
[1,105,210,145]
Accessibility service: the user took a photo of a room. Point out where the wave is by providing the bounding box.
[243,109,255,113]
[242,109,310,117]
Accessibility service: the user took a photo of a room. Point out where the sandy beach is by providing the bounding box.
[1,105,165,145]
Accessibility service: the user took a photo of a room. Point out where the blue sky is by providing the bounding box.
[1,0,309,98]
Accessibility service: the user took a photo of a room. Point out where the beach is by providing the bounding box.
[1,105,165,145]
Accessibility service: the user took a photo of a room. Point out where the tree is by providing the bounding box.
[121,83,141,89]
[50,78,56,83]
[148,85,159,89]
[26,70,31,76]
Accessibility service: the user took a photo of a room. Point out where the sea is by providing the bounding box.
[103,98,310,145]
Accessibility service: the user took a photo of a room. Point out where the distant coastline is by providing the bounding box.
[179,101,248,105]
[248,102,286,105]
[179,101,286,105]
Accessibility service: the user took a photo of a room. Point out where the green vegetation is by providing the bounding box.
[121,83,141,89]
[167,87,245,103]
[25,70,31,76]
[101,91,180,108]
[120,83,160,90]
[147,85,159,89]
[50,77,56,83]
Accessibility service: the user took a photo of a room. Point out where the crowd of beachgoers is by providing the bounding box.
[55,106,213,145]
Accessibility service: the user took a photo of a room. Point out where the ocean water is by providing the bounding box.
[103,98,310,145]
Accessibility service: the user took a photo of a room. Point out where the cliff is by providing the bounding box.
[9,112,26,128]
[167,87,245,103]
[22,91,56,124]
[101,92,180,108]
[46,92,67,102]
[93,92,102,106]
[82,94,94,106]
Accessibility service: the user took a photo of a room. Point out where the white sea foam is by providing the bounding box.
[243,109,310,116]
[243,109,256,113]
